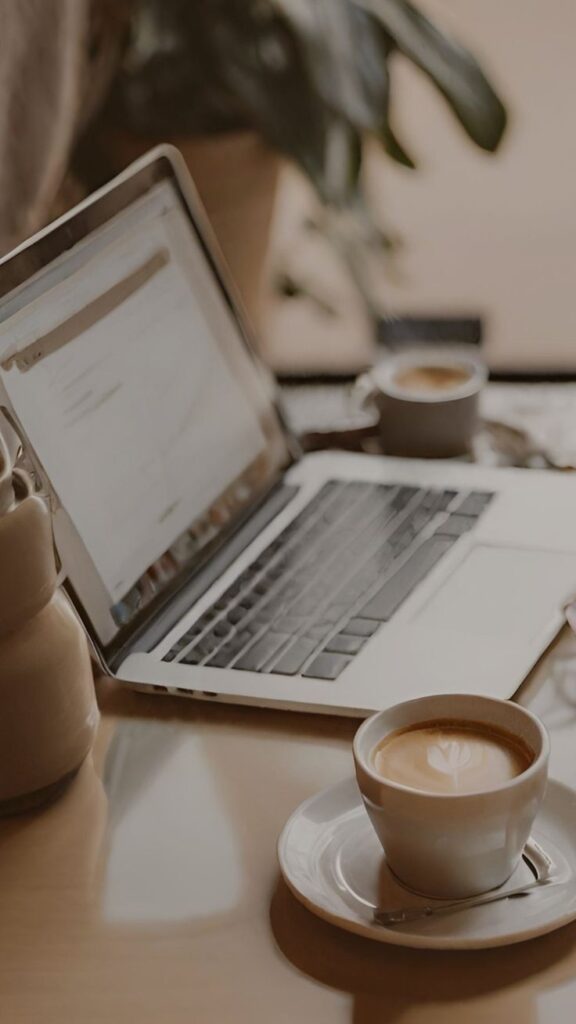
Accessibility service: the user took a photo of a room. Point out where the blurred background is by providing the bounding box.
[1,0,574,378]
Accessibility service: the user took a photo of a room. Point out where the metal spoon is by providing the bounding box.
[481,418,576,470]
[374,841,557,927]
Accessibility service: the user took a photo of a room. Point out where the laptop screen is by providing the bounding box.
[0,154,290,646]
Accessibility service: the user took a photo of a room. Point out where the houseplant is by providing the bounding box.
[76,0,507,324]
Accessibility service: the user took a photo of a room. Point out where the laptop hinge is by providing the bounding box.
[105,480,300,673]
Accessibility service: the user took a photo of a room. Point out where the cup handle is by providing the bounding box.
[351,371,379,413]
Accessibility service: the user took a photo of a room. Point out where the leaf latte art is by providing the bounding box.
[427,738,472,788]
[372,721,533,794]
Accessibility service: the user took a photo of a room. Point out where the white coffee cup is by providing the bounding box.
[356,346,487,458]
[353,694,549,899]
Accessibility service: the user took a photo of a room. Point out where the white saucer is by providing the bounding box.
[278,777,576,950]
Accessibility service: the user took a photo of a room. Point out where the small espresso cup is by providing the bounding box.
[353,694,549,899]
[356,347,487,458]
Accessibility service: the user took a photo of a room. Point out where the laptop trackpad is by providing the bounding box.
[414,544,576,640]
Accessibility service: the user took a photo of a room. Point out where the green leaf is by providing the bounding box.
[277,1,416,173]
[340,124,364,197]
[356,0,507,151]
[277,0,391,133]
[364,17,417,168]
[380,122,416,168]
[214,3,366,205]
[213,4,333,196]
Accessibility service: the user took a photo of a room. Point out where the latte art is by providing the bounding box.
[393,364,472,394]
[372,721,533,794]
[426,738,472,785]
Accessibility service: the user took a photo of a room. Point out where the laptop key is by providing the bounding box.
[305,620,339,642]
[206,630,258,668]
[180,647,203,665]
[269,638,318,676]
[344,617,380,637]
[212,619,233,638]
[303,653,352,680]
[359,536,456,622]
[320,601,357,628]
[437,514,477,537]
[266,560,289,581]
[164,630,198,659]
[391,486,422,511]
[457,491,494,516]
[181,634,221,663]
[226,606,247,625]
[192,609,218,631]
[234,633,291,671]
[324,634,367,655]
[237,592,261,612]
[250,607,280,627]
[220,579,245,601]
[273,615,307,634]
[428,489,457,512]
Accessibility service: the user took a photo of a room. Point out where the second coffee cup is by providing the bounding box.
[356,347,487,458]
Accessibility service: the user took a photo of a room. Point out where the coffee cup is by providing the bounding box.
[353,694,549,899]
[356,347,487,458]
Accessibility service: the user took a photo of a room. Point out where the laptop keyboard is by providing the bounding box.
[162,481,494,679]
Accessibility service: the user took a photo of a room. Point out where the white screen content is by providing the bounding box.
[0,183,266,602]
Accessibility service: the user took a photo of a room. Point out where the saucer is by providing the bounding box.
[277,777,576,949]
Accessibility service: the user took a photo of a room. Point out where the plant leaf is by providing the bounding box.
[278,0,416,172]
[324,122,364,204]
[277,0,392,133]
[356,0,507,151]
[379,117,416,169]
[213,3,369,205]
[212,3,333,196]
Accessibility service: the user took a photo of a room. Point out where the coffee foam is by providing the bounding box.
[372,719,533,795]
[393,364,472,394]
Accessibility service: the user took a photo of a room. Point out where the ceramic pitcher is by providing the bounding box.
[0,434,98,813]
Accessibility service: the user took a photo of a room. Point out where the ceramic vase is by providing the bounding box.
[0,436,98,814]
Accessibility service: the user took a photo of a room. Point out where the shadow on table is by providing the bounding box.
[96,675,359,743]
[270,877,576,1023]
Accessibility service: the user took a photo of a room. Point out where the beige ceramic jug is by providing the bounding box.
[0,434,98,813]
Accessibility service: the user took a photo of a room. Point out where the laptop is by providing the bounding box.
[1,146,575,717]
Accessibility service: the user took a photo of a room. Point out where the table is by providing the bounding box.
[2,628,576,1024]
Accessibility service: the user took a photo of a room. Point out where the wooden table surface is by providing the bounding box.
[3,627,576,1024]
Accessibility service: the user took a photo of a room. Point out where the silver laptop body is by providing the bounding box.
[1,146,575,717]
